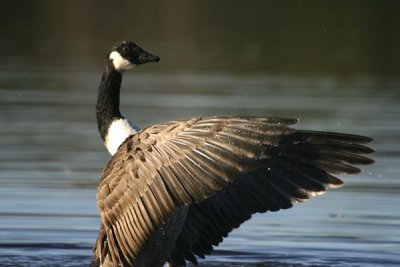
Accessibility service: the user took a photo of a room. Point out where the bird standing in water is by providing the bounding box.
[90,41,374,267]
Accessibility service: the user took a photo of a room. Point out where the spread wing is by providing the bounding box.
[92,116,373,267]
[168,130,374,266]
[93,116,302,266]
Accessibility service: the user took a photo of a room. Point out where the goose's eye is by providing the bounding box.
[122,46,128,53]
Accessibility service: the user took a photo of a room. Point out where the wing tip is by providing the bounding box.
[354,135,374,144]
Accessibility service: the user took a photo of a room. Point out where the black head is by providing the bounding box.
[108,41,160,71]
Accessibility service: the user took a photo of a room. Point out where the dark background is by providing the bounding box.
[0,0,399,75]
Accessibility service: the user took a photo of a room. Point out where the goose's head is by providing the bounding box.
[108,41,160,72]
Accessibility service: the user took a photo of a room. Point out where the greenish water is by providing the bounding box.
[0,1,399,266]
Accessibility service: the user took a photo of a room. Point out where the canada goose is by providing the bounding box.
[90,41,374,267]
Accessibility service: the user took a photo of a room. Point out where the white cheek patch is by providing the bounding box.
[109,51,135,71]
[105,118,140,155]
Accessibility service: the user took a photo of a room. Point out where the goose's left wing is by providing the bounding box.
[168,130,374,266]
[94,116,298,266]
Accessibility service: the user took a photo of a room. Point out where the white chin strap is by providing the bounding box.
[109,51,135,71]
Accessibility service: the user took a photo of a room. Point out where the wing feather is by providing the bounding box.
[93,116,373,267]
[168,127,374,266]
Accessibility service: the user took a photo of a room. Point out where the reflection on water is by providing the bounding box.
[0,67,399,266]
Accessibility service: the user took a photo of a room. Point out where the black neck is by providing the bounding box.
[96,61,124,142]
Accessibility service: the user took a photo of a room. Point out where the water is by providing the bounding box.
[1,1,400,266]
[0,67,399,267]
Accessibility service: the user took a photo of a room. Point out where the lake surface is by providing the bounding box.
[0,66,399,267]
